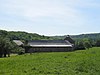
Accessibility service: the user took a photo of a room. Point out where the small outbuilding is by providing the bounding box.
[13,40,24,46]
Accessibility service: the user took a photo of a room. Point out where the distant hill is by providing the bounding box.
[51,33,100,41]
[8,31,51,40]
[0,30,54,41]
[71,33,100,40]
[0,29,100,41]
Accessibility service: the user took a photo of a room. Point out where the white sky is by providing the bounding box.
[0,0,100,35]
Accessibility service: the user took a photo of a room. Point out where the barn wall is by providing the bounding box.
[27,47,73,53]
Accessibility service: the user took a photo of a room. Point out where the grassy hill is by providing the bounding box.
[0,47,100,75]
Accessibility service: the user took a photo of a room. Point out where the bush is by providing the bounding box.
[75,41,85,50]
[17,47,25,55]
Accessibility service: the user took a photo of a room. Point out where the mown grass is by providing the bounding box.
[0,47,100,75]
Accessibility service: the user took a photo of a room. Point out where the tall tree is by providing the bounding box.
[0,37,13,57]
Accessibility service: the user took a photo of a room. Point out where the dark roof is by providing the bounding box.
[64,35,75,44]
[28,40,72,47]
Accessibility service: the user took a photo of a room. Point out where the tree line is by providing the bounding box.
[75,38,100,50]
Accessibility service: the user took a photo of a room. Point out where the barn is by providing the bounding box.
[25,36,75,53]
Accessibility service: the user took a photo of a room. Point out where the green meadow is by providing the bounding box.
[0,47,100,75]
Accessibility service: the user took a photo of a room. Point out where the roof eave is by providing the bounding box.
[30,45,73,47]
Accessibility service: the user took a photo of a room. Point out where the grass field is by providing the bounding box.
[0,47,100,75]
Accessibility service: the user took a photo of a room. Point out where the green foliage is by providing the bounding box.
[17,47,25,55]
[83,38,92,49]
[0,30,25,57]
[83,41,92,49]
[0,37,13,57]
[75,38,92,50]
[9,42,25,55]
[75,41,85,50]
[8,31,53,40]
[0,47,100,75]
[52,33,100,40]
[0,30,56,41]
[95,40,100,47]
[0,30,8,37]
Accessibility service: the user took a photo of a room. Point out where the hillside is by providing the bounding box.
[0,30,54,41]
[8,31,51,40]
[0,47,100,75]
[52,33,100,40]
[1,29,100,41]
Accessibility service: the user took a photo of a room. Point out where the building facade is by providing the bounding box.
[26,36,74,53]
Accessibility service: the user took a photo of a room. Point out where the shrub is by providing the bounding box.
[17,47,25,55]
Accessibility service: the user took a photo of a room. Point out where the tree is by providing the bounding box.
[0,30,8,37]
[75,41,85,50]
[95,40,100,47]
[0,37,13,57]
[78,41,85,50]
[83,41,92,49]
[83,38,92,49]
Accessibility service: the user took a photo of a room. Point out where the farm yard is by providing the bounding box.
[0,47,100,75]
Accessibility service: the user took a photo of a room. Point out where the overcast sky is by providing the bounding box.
[0,0,100,36]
